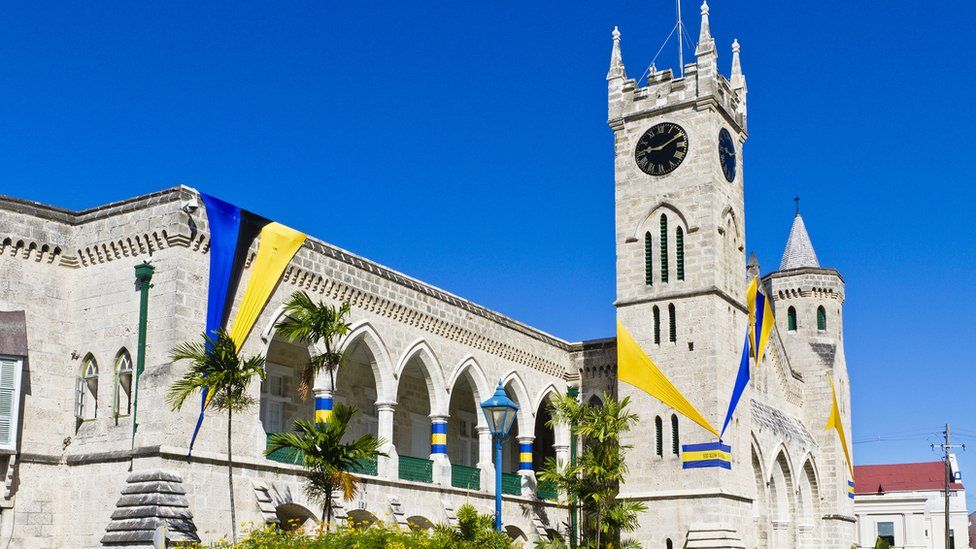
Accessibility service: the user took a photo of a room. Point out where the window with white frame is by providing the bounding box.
[259,368,287,433]
[0,356,24,452]
[876,521,894,546]
[75,355,99,421]
[114,350,133,417]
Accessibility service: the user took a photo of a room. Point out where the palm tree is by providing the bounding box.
[274,290,351,400]
[537,392,645,549]
[266,403,384,529]
[167,329,265,544]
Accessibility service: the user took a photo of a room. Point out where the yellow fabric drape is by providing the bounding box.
[825,374,855,476]
[229,222,307,350]
[746,277,776,365]
[617,320,719,437]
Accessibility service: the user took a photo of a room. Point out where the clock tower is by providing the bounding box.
[609,2,754,546]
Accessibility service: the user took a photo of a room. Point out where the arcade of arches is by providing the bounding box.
[259,329,569,498]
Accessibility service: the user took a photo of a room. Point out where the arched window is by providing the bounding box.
[817,306,827,331]
[644,232,653,286]
[667,540,674,549]
[655,416,663,456]
[676,227,684,281]
[75,355,99,421]
[671,414,680,455]
[668,304,677,343]
[660,215,669,283]
[787,307,797,331]
[114,350,133,417]
[653,306,661,345]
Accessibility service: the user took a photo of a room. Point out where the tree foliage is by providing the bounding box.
[273,291,351,400]
[536,392,646,548]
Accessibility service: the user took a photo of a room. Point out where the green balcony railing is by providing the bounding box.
[349,455,379,476]
[501,472,521,495]
[265,433,303,465]
[398,455,433,483]
[537,480,558,501]
[451,464,480,490]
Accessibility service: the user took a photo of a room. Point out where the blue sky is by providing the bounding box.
[3,1,975,501]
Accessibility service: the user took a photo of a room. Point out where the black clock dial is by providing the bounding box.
[718,128,736,182]
[635,123,688,176]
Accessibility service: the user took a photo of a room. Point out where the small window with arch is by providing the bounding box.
[817,306,827,331]
[114,349,133,417]
[75,354,99,422]
[787,306,797,331]
[671,414,680,455]
[655,416,663,456]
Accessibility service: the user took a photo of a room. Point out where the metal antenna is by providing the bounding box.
[676,0,684,77]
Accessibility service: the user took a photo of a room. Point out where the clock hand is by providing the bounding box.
[649,134,682,152]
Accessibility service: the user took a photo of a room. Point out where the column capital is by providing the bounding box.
[313,387,334,398]
[517,435,536,445]
[375,401,397,413]
[428,414,449,423]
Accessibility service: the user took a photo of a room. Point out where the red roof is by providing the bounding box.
[854,462,964,495]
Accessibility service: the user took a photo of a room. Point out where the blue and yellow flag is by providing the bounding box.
[682,441,732,469]
[746,277,775,365]
[617,320,719,437]
[189,195,306,454]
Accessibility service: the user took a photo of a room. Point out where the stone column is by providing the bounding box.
[429,414,451,486]
[313,388,334,422]
[553,420,571,469]
[517,435,536,496]
[376,401,398,479]
[477,425,495,495]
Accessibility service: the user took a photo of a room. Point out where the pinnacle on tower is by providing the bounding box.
[780,212,821,270]
[695,0,715,56]
[730,39,746,90]
[607,26,627,80]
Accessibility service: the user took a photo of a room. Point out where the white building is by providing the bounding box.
[855,462,971,548]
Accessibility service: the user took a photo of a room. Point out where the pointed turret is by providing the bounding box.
[780,213,820,270]
[607,26,626,81]
[730,39,745,90]
[695,1,715,56]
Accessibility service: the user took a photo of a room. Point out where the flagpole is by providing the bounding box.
[130,262,155,468]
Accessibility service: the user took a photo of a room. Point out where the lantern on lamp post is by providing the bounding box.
[480,380,519,532]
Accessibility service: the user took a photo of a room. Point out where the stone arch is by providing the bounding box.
[275,503,317,532]
[346,509,379,528]
[531,383,562,416]
[447,357,489,469]
[797,455,822,546]
[751,436,769,548]
[532,384,562,471]
[768,446,797,548]
[447,356,491,402]
[393,339,449,417]
[406,515,435,532]
[631,201,695,241]
[504,525,528,542]
[335,321,394,401]
[260,327,316,435]
[500,371,533,434]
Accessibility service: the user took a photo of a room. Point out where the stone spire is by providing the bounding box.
[730,39,746,90]
[695,1,715,56]
[607,26,626,80]
[779,212,820,270]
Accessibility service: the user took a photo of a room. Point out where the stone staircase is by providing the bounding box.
[685,524,746,548]
[101,470,199,546]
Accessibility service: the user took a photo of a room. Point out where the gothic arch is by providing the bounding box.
[335,320,394,401]
[531,383,563,416]
[447,356,492,402]
[500,370,533,434]
[630,201,695,242]
[392,339,448,416]
[797,455,822,543]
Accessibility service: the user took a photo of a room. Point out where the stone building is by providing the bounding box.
[0,2,854,547]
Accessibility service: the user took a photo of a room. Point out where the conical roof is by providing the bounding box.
[779,213,820,270]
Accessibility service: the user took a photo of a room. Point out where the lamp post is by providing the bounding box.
[480,380,519,532]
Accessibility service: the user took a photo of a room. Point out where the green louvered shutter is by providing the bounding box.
[660,215,669,283]
[676,227,684,281]
[644,232,653,286]
[653,306,661,345]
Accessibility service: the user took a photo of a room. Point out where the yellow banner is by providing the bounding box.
[682,449,731,462]
[617,320,719,437]
[746,277,775,365]
[229,222,307,350]
[825,375,854,476]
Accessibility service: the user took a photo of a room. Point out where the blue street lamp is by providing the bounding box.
[480,380,519,532]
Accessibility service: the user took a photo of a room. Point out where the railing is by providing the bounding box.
[501,472,521,495]
[398,455,433,483]
[349,456,378,476]
[265,433,302,465]
[451,464,480,490]
[537,480,558,501]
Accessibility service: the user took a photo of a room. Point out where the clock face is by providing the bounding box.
[635,123,689,176]
[718,128,736,182]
